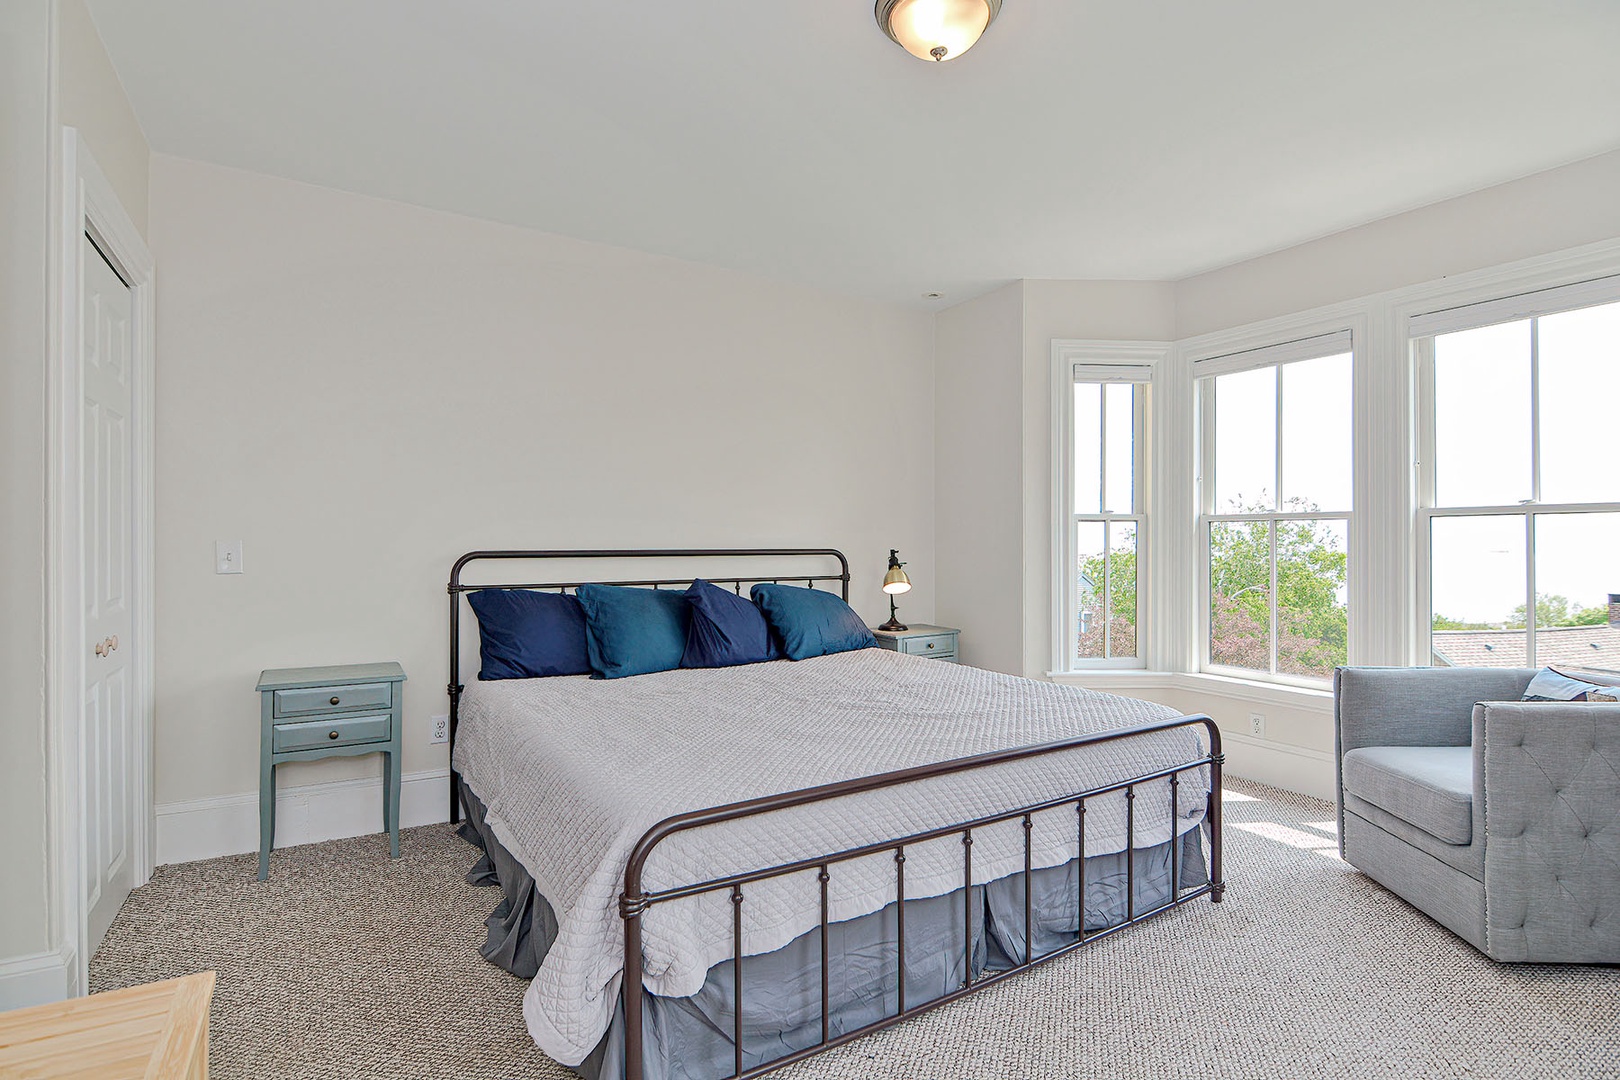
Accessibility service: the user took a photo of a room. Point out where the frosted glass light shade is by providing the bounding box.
[876,0,1001,62]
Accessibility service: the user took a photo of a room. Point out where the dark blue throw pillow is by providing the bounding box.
[681,579,781,668]
[466,589,591,680]
[576,584,691,679]
[751,583,876,661]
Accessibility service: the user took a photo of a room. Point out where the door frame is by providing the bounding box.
[48,129,155,996]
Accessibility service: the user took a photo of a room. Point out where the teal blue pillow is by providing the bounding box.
[575,585,691,679]
[751,584,876,661]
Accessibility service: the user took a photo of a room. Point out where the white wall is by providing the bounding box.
[1018,281,1177,679]
[148,155,936,840]
[0,0,56,973]
[931,151,1620,803]
[56,0,147,236]
[1176,148,1620,338]
[933,282,1024,674]
[0,0,150,1004]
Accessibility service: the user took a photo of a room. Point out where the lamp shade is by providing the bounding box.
[882,565,912,594]
[876,0,1001,62]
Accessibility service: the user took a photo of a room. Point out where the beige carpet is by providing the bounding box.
[91,779,1619,1079]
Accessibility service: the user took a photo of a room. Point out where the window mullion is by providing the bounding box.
[1525,512,1537,668]
[1529,317,1541,504]
[1269,521,1279,676]
[1097,391,1108,514]
[1102,520,1112,660]
[1274,363,1285,511]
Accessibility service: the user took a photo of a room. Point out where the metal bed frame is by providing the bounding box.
[447,549,1225,1080]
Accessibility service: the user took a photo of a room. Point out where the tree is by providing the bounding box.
[1076,540,1137,659]
[1508,593,1609,629]
[1207,499,1347,677]
[1075,497,1349,676]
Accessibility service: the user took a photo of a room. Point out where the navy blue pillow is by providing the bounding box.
[466,589,591,680]
[681,579,781,668]
[751,584,876,661]
[575,584,691,679]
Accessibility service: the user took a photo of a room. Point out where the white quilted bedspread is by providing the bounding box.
[452,648,1210,1064]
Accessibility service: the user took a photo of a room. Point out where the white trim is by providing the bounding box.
[1193,320,1360,683]
[1219,730,1337,803]
[1407,272,1620,339]
[1192,328,1353,376]
[1047,669,1334,713]
[0,947,75,1011]
[157,767,453,866]
[1050,340,1170,676]
[48,129,156,998]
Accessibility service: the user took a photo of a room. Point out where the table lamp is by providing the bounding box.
[879,549,911,632]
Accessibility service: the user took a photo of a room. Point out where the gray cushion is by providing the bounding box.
[1342,745,1474,845]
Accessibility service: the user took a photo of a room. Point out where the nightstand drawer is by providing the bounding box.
[274,681,392,717]
[900,634,956,657]
[273,712,392,753]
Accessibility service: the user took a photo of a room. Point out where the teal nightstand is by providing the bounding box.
[873,624,960,663]
[255,661,406,880]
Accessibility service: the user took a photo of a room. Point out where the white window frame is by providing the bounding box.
[1413,274,1620,669]
[1050,341,1166,673]
[1196,330,1355,687]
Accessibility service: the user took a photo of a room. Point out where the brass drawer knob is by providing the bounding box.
[330,696,341,705]
[328,731,340,740]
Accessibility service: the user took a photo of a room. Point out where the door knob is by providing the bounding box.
[94,640,105,657]
[93,636,116,657]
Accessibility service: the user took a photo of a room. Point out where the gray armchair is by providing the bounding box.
[1333,666,1620,963]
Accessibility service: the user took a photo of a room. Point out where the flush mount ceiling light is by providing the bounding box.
[875,0,1002,62]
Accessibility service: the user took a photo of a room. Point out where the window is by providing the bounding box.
[1416,278,1620,672]
[1055,351,1156,671]
[1198,334,1353,682]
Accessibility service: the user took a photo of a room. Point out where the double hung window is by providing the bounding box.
[1416,277,1620,672]
[1062,364,1151,668]
[1198,334,1353,682]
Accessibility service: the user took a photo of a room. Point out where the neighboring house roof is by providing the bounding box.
[1431,624,1620,673]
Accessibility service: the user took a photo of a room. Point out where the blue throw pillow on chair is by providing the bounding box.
[751,583,876,661]
[576,584,691,679]
[465,589,592,679]
[682,579,781,668]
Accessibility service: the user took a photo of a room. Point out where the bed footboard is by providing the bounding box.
[618,714,1224,1080]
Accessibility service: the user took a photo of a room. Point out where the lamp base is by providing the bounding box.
[877,618,908,632]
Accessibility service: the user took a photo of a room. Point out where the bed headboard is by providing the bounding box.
[445,548,852,823]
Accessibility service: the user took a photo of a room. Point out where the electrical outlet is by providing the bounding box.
[1249,712,1266,737]
[214,539,244,574]
[430,714,449,744]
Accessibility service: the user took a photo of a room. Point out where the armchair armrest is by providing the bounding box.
[1473,701,1620,963]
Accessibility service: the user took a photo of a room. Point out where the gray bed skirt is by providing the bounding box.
[457,778,1207,1080]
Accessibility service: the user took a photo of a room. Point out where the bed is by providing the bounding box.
[446,549,1224,1080]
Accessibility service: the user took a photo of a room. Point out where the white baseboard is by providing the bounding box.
[0,947,74,1010]
[1220,730,1337,803]
[156,767,451,865]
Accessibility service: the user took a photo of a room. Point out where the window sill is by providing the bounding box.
[1175,671,1333,712]
[1047,669,1334,713]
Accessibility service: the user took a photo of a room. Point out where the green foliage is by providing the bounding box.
[1077,534,1138,659]
[1431,614,1492,631]
[1507,593,1609,629]
[1206,500,1347,677]
[1074,500,1350,676]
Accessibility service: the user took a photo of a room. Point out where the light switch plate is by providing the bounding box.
[215,540,244,574]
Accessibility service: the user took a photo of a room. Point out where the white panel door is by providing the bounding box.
[82,234,135,956]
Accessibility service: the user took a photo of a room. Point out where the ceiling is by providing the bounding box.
[87,0,1620,307]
